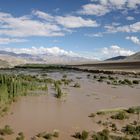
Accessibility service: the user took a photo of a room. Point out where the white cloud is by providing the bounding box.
[78,4,109,16]
[79,0,140,16]
[55,16,99,28]
[100,0,140,9]
[100,0,127,8]
[127,0,140,9]
[105,22,140,33]
[34,8,60,17]
[32,10,54,22]
[126,36,140,45]
[102,45,135,58]
[0,38,27,44]
[126,16,135,20]
[75,45,135,60]
[111,22,121,26]
[0,12,64,37]
[0,11,99,38]
[33,10,99,28]
[0,46,79,57]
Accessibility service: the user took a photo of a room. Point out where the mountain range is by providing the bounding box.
[0,50,94,67]
[0,50,139,68]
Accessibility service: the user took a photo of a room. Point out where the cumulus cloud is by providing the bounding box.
[0,11,99,38]
[32,10,54,22]
[0,38,27,44]
[102,45,135,58]
[0,46,79,57]
[78,4,109,16]
[127,0,140,9]
[0,12,63,37]
[105,22,140,33]
[78,0,140,16]
[33,10,99,28]
[55,16,99,28]
[126,36,140,45]
[99,0,127,9]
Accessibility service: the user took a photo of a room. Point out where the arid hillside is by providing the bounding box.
[0,59,9,68]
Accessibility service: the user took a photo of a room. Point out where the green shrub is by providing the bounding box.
[112,80,118,85]
[43,133,53,139]
[37,132,53,139]
[87,74,91,78]
[88,113,96,118]
[131,137,139,140]
[0,125,13,136]
[53,131,59,137]
[0,74,49,105]
[63,74,67,78]
[111,123,117,131]
[110,135,129,140]
[124,79,132,85]
[93,75,97,79]
[73,83,80,88]
[81,130,89,140]
[62,79,72,85]
[111,112,129,120]
[98,79,103,82]
[107,81,111,84]
[37,131,59,139]
[96,111,105,115]
[132,80,139,84]
[119,80,126,85]
[54,82,63,98]
[108,76,115,80]
[56,87,63,98]
[72,130,89,140]
[123,125,140,135]
[97,120,102,124]
[2,107,8,113]
[100,76,107,79]
[73,132,81,139]
[111,123,116,128]
[127,107,136,113]
[16,132,25,140]
[127,106,140,114]
[92,129,110,140]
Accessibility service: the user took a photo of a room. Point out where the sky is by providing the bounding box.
[0,0,140,60]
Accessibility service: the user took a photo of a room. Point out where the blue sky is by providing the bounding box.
[0,0,140,59]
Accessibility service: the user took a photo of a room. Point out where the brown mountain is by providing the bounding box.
[125,52,140,61]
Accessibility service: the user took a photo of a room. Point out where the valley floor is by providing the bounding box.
[0,68,140,140]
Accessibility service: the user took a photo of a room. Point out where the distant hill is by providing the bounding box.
[105,52,140,62]
[0,50,44,62]
[125,52,140,61]
[0,59,9,68]
[105,56,127,61]
[0,50,95,66]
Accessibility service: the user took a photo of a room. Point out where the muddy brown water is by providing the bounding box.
[0,71,140,140]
